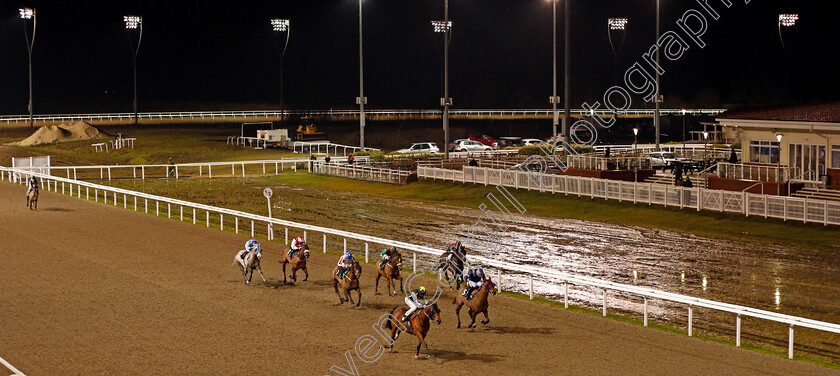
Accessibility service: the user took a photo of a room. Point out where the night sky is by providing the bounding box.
[0,1,835,114]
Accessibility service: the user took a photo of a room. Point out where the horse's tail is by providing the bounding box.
[385,306,399,330]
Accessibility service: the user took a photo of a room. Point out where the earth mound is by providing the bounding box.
[15,121,105,146]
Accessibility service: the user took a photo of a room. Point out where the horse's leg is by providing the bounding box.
[256,265,267,283]
[302,266,309,281]
[455,301,463,328]
[468,308,478,329]
[398,275,405,294]
[356,288,362,307]
[282,260,288,284]
[423,339,433,359]
[481,310,490,325]
[241,265,248,285]
[345,288,354,306]
[333,278,344,304]
[374,272,381,295]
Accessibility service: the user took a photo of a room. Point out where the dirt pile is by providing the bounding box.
[14,121,105,146]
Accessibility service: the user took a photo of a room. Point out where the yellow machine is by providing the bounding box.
[295,117,325,141]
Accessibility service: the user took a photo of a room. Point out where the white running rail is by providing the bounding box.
[2,166,839,360]
[0,108,728,124]
[419,166,840,227]
[0,355,26,376]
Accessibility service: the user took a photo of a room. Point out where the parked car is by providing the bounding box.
[452,139,493,152]
[448,138,468,152]
[648,151,688,168]
[467,134,499,149]
[522,138,544,146]
[497,137,524,148]
[396,142,440,154]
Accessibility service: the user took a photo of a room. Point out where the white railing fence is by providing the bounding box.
[2,165,839,361]
[292,141,375,156]
[312,162,411,184]
[717,162,800,183]
[419,166,840,226]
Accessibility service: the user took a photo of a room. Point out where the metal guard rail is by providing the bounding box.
[2,166,838,359]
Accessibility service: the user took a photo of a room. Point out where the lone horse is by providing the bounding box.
[433,245,466,290]
[384,303,442,358]
[375,252,404,297]
[281,243,310,283]
[232,248,266,285]
[27,187,39,210]
[453,279,497,328]
[332,260,362,307]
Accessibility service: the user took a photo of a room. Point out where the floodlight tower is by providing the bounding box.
[271,19,290,124]
[20,8,36,128]
[433,2,453,159]
[654,0,661,150]
[607,18,627,87]
[357,0,367,150]
[124,15,143,126]
[778,14,798,99]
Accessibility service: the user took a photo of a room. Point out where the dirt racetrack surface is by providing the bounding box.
[1,182,837,375]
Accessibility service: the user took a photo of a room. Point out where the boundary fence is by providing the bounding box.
[312,162,411,184]
[418,166,840,226]
[3,166,840,360]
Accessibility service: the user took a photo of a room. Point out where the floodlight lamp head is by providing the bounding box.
[124,15,142,29]
[703,131,709,140]
[776,134,783,142]
[779,14,798,27]
[432,20,452,33]
[608,18,628,30]
[19,8,35,20]
[633,128,639,136]
[272,19,290,32]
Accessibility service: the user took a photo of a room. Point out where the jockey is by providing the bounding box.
[243,239,262,259]
[379,246,397,270]
[402,286,427,322]
[462,268,486,301]
[289,236,305,257]
[26,176,39,195]
[337,252,355,278]
[446,240,466,263]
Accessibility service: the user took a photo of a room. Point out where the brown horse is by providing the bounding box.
[375,252,404,296]
[27,187,39,210]
[433,246,466,290]
[453,279,497,329]
[281,243,310,283]
[232,248,266,285]
[384,303,442,358]
[332,260,362,306]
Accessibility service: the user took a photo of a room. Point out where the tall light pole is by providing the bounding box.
[124,15,142,126]
[703,130,708,165]
[633,127,639,181]
[550,0,559,140]
[776,133,783,191]
[20,8,36,128]
[778,14,798,100]
[607,18,627,87]
[681,108,686,155]
[563,0,570,143]
[433,3,452,159]
[271,19,290,125]
[357,0,367,150]
[654,0,661,150]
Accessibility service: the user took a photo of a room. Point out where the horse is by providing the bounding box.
[384,303,442,358]
[332,260,362,307]
[281,243,310,283]
[433,245,466,290]
[453,279,497,328]
[232,248,266,285]
[26,187,39,211]
[375,252,404,297]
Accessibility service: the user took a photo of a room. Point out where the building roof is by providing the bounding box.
[718,102,840,123]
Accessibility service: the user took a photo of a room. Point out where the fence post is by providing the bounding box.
[167,203,171,218]
[497,269,502,292]
[323,234,327,253]
[603,289,608,317]
[285,228,289,244]
[564,282,568,308]
[141,166,145,180]
[688,305,693,337]
[736,314,741,347]
[175,166,179,179]
[145,199,148,213]
[304,230,307,242]
[180,206,183,221]
[206,211,210,228]
[789,324,794,359]
[697,188,703,211]
[251,220,255,237]
[643,297,648,327]
[413,252,417,272]
[365,243,369,263]
[235,218,239,234]
[209,165,212,178]
[156,201,159,216]
[87,187,90,201]
[193,208,196,224]
[343,238,347,253]
[529,275,534,300]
